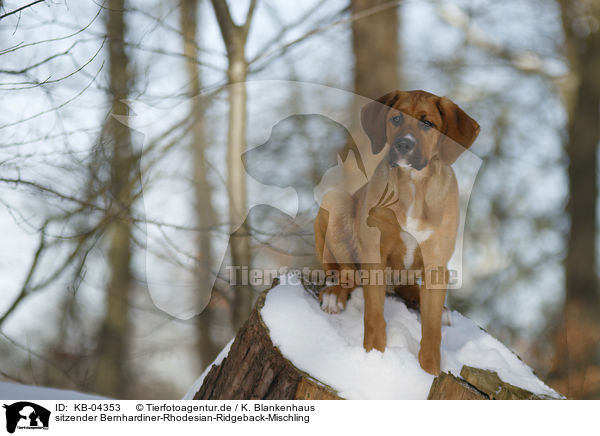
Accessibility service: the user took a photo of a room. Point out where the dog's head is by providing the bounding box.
[361,90,480,170]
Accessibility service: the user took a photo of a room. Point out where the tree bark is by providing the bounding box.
[194,287,341,400]
[92,0,135,399]
[550,0,600,400]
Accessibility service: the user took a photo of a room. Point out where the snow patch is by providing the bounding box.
[260,281,561,400]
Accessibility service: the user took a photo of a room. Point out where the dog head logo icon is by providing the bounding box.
[3,402,50,434]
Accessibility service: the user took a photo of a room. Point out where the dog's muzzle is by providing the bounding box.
[393,134,416,154]
[389,134,419,169]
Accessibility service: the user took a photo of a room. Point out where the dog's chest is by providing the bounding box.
[399,179,432,268]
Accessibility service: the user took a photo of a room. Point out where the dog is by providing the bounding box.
[314,90,480,375]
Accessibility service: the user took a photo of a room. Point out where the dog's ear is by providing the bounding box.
[437,96,480,165]
[361,90,402,155]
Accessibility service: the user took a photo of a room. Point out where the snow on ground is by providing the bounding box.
[260,281,562,400]
[0,381,106,400]
[182,339,234,400]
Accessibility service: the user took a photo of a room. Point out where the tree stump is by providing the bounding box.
[193,284,341,400]
[192,281,562,400]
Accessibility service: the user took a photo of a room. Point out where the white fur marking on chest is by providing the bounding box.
[400,179,432,268]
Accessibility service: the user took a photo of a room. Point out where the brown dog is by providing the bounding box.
[314,90,480,375]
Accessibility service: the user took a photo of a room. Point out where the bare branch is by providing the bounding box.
[0,177,106,211]
[0,6,102,57]
[434,1,563,80]
[0,57,104,122]
[250,0,330,63]
[0,222,47,327]
[0,332,83,389]
[210,0,237,55]
[249,1,400,70]
[242,0,257,40]
[0,0,45,21]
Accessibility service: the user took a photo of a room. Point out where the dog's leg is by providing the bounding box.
[316,191,358,266]
[418,284,446,375]
[363,276,387,352]
[416,236,454,375]
[315,190,358,314]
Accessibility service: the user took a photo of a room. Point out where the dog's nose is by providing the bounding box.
[393,135,416,154]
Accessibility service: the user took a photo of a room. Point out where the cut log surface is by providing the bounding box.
[192,281,562,400]
[428,366,560,400]
[194,285,341,400]
[427,372,488,400]
[459,366,550,400]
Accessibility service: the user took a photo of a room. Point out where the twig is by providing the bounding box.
[0,222,47,327]
[0,332,82,389]
[0,0,45,21]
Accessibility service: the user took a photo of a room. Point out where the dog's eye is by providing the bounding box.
[420,116,435,130]
[390,115,403,126]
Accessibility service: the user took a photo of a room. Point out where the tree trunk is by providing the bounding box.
[92,0,134,399]
[550,0,600,399]
[227,58,253,330]
[179,0,221,370]
[192,284,557,400]
[350,0,401,177]
[209,0,257,331]
[351,0,401,100]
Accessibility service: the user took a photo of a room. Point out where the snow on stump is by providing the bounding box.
[191,278,563,400]
[193,285,340,400]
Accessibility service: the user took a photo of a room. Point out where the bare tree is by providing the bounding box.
[549,0,600,400]
[179,0,221,368]
[210,0,257,330]
[91,0,137,399]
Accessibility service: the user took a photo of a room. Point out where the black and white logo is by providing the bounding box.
[3,402,50,433]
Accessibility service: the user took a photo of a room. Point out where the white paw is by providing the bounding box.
[320,293,345,314]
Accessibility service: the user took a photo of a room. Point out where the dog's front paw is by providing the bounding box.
[418,346,441,375]
[364,322,387,352]
[319,286,349,314]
